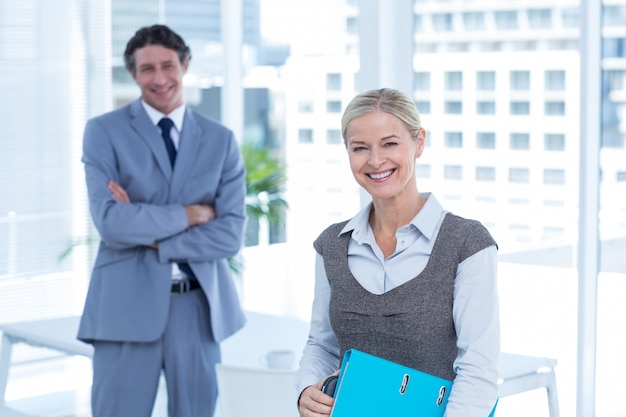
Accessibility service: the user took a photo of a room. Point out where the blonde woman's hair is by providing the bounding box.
[341,88,423,146]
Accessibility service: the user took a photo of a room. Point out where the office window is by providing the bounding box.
[444,132,463,148]
[509,167,530,183]
[326,73,342,91]
[444,165,463,180]
[445,71,463,91]
[545,70,566,90]
[415,72,430,91]
[477,71,496,91]
[298,129,313,144]
[511,70,530,90]
[617,171,626,181]
[510,133,530,150]
[528,9,552,29]
[545,101,565,115]
[326,101,342,113]
[495,10,518,29]
[432,13,453,32]
[298,100,313,113]
[544,169,566,185]
[415,101,431,114]
[477,101,495,115]
[416,164,431,178]
[326,129,342,145]
[545,134,566,151]
[511,101,530,115]
[477,132,496,149]
[463,12,485,31]
[476,166,496,181]
[445,101,462,114]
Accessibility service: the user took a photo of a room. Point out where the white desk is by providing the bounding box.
[0,312,309,408]
[0,315,559,416]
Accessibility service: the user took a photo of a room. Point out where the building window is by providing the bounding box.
[326,129,342,145]
[477,132,496,149]
[444,165,463,180]
[415,72,430,91]
[543,226,565,239]
[545,101,565,115]
[445,71,463,91]
[298,100,313,113]
[617,171,626,181]
[416,164,431,178]
[477,71,496,91]
[495,10,518,29]
[326,101,342,113]
[527,9,552,29]
[346,17,357,35]
[415,101,431,114]
[510,101,530,115]
[432,13,453,32]
[298,129,313,144]
[476,166,496,181]
[543,169,566,185]
[444,132,463,148]
[463,12,485,31]
[562,8,579,28]
[509,167,530,183]
[510,133,530,150]
[544,133,565,151]
[511,70,530,90]
[326,73,342,91]
[477,101,495,115]
[545,70,565,90]
[445,101,462,114]
[414,14,424,33]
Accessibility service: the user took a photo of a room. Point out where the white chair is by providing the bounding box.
[498,352,560,417]
[215,364,298,417]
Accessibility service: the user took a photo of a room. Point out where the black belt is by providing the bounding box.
[171,278,201,294]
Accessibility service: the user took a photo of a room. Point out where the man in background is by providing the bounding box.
[78,24,247,417]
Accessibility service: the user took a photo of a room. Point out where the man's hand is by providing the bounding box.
[184,204,216,227]
[108,180,130,203]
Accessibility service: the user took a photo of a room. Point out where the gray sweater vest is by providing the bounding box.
[313,212,496,381]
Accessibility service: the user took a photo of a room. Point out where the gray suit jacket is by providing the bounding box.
[78,99,246,344]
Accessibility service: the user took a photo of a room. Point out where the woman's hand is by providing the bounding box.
[298,372,339,417]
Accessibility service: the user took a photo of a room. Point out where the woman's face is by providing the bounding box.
[345,110,425,202]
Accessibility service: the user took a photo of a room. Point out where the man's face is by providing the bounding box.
[130,44,188,115]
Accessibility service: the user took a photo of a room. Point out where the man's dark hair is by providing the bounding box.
[124,24,191,73]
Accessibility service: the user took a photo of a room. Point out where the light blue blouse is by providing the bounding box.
[295,193,500,417]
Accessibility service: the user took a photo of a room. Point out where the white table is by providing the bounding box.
[0,312,308,407]
[0,314,559,417]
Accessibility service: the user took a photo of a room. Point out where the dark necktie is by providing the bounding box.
[158,117,197,281]
[158,117,177,167]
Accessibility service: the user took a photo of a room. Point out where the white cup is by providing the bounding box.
[261,349,295,369]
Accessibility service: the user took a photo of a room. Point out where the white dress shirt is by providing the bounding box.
[141,100,187,280]
[295,193,500,417]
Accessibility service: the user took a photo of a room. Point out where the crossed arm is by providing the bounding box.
[106,180,215,249]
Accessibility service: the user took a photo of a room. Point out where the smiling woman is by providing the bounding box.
[295,88,500,417]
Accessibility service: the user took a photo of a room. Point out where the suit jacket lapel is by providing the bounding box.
[129,99,173,179]
[170,109,201,201]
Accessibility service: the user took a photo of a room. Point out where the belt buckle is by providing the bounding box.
[173,278,191,294]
